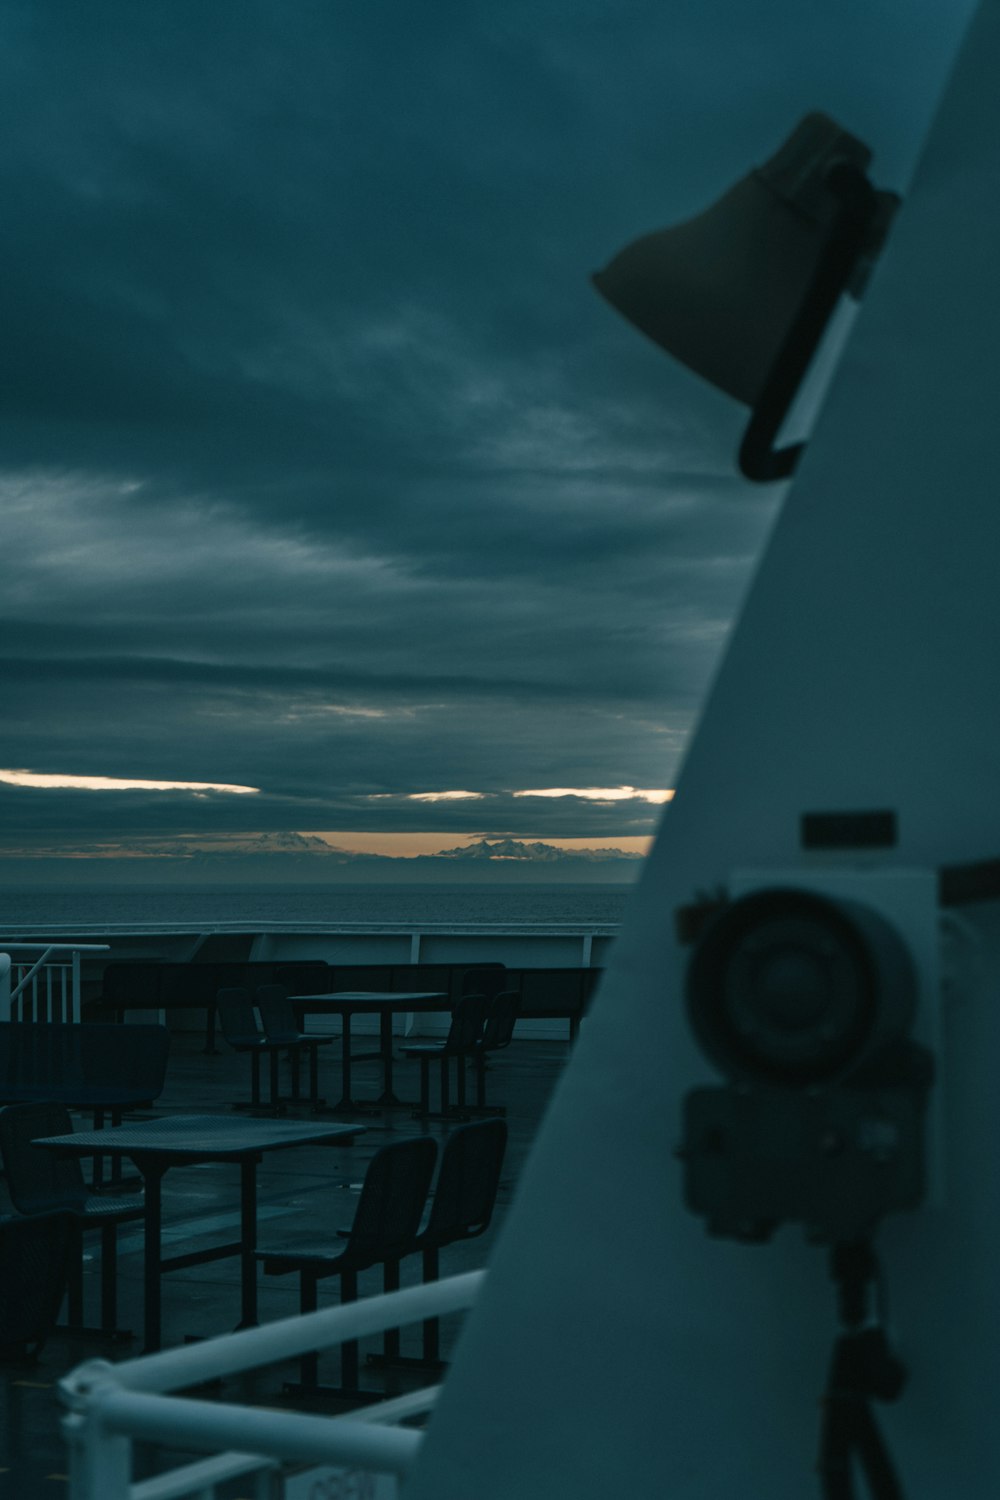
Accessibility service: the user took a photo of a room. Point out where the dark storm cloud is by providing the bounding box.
[0,1,976,849]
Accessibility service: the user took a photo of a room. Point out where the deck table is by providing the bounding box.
[33,1112,362,1352]
[289,991,452,1111]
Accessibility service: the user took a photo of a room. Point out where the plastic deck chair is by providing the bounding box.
[0,1210,75,1361]
[255,984,332,1109]
[215,987,286,1114]
[374,1118,507,1370]
[0,1102,143,1337]
[466,989,520,1116]
[257,1134,438,1399]
[403,993,491,1118]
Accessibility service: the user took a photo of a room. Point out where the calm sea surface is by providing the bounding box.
[0,883,632,931]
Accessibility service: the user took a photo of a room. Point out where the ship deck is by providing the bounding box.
[0,1024,571,1495]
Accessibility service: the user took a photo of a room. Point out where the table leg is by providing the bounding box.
[237,1156,259,1329]
[341,1010,353,1107]
[374,1009,405,1106]
[143,1162,166,1353]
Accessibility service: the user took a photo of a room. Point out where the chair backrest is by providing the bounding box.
[215,988,261,1046]
[0,1024,84,1097]
[444,993,491,1055]
[255,984,299,1040]
[482,990,520,1053]
[344,1136,438,1268]
[0,1101,88,1213]
[0,1210,75,1355]
[422,1119,507,1249]
[79,1023,171,1102]
[0,1022,170,1105]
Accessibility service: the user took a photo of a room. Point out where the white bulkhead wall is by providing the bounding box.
[406,3,1000,1496]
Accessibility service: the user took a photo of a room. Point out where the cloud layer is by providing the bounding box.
[0,1,974,858]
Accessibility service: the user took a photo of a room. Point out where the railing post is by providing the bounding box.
[62,1364,133,1500]
[72,948,82,1023]
[63,1412,132,1500]
[0,953,10,1022]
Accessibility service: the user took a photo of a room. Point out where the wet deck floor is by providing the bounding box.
[0,1025,572,1495]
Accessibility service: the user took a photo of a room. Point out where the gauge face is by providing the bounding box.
[686,888,913,1085]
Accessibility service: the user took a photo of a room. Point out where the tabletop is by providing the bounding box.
[290,990,450,1007]
[32,1113,362,1159]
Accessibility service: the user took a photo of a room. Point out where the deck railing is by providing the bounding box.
[60,1270,485,1500]
[0,943,110,1023]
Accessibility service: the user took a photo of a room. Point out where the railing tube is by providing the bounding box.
[105,1270,485,1394]
[101,1390,422,1473]
[63,1408,132,1500]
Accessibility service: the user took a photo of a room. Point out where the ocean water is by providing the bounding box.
[0,882,631,931]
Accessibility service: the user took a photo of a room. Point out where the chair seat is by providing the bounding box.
[257,1244,356,1277]
[266,1030,332,1048]
[400,1041,446,1056]
[80,1194,144,1221]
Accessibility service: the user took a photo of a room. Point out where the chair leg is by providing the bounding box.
[422,1246,441,1365]
[367,1250,443,1373]
[100,1222,117,1335]
[66,1222,84,1328]
[382,1259,400,1361]
[340,1269,359,1390]
[440,1055,450,1115]
[250,1052,261,1107]
[298,1270,319,1387]
[419,1057,430,1115]
[290,1047,301,1101]
[268,1049,282,1114]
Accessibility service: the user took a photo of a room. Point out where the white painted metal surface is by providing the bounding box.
[0,943,109,1022]
[402,4,1000,1496]
[60,1272,484,1500]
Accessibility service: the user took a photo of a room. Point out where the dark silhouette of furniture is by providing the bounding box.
[0,1022,170,1122]
[515,965,601,1041]
[0,1210,75,1361]
[284,992,451,1112]
[402,994,491,1118]
[30,1112,363,1353]
[374,1118,507,1370]
[98,961,331,1053]
[97,959,600,1045]
[255,984,332,1109]
[459,963,507,1001]
[468,990,520,1115]
[0,1102,144,1336]
[258,1134,437,1399]
[0,1021,171,1187]
[215,989,287,1114]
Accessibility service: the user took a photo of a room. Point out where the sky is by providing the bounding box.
[0,0,977,876]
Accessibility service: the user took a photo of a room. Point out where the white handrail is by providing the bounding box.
[0,942,109,1022]
[60,1271,485,1500]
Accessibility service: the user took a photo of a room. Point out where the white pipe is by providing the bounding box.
[88,1389,423,1475]
[69,1271,484,1396]
[130,1450,277,1500]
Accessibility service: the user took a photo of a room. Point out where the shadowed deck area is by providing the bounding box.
[0,1025,571,1495]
